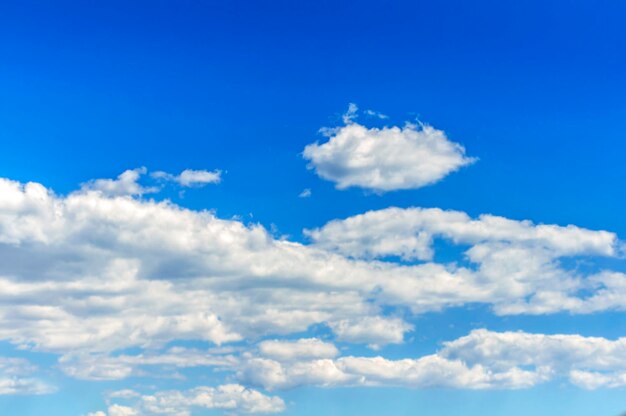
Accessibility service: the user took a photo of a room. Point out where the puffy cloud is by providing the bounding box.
[238,357,353,391]
[100,384,285,415]
[107,405,138,416]
[0,174,625,388]
[307,206,624,315]
[306,207,618,261]
[81,168,158,197]
[240,329,626,391]
[329,317,413,349]
[238,346,547,391]
[152,169,222,187]
[303,108,475,192]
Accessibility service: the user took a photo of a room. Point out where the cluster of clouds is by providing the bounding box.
[306,206,625,315]
[81,167,221,197]
[0,357,54,395]
[0,105,624,414]
[238,330,626,391]
[77,328,626,413]
[2,176,624,364]
[77,329,626,414]
[87,384,285,416]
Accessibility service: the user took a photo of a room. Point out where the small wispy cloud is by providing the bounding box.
[152,169,222,187]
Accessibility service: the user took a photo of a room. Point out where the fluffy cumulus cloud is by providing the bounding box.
[81,167,222,198]
[0,171,625,412]
[0,175,624,354]
[302,105,476,192]
[329,317,413,349]
[90,384,285,415]
[306,206,623,315]
[239,330,626,391]
[258,338,339,361]
[81,167,158,197]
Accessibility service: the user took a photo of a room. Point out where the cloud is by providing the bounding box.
[0,174,625,390]
[363,109,388,119]
[306,206,624,315]
[81,168,159,197]
[342,102,359,124]
[258,338,339,361]
[59,347,238,380]
[240,329,626,391]
[303,107,476,192]
[96,384,285,415]
[107,405,138,416]
[152,169,222,187]
[0,357,55,395]
[298,188,311,198]
[306,206,618,261]
[329,317,413,349]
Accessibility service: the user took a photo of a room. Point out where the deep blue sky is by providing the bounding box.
[0,1,625,415]
[1,0,625,234]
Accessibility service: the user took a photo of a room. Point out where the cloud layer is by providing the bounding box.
[90,384,285,415]
[239,329,626,391]
[0,171,625,413]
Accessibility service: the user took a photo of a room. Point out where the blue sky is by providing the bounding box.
[0,1,625,415]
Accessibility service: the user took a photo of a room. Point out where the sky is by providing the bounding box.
[0,1,625,415]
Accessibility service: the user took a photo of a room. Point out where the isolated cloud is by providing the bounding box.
[152,169,222,187]
[81,167,158,197]
[303,106,475,192]
[298,188,311,198]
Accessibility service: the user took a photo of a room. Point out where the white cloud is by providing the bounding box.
[81,168,158,197]
[240,329,626,391]
[258,338,338,361]
[342,102,359,124]
[329,317,413,349]
[238,347,547,391]
[306,206,624,315]
[59,347,238,380]
[0,174,625,388]
[0,357,55,395]
[152,169,222,187]
[364,109,388,119]
[303,108,476,192]
[107,405,138,416]
[307,206,617,261]
[101,384,285,415]
[298,188,311,198]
